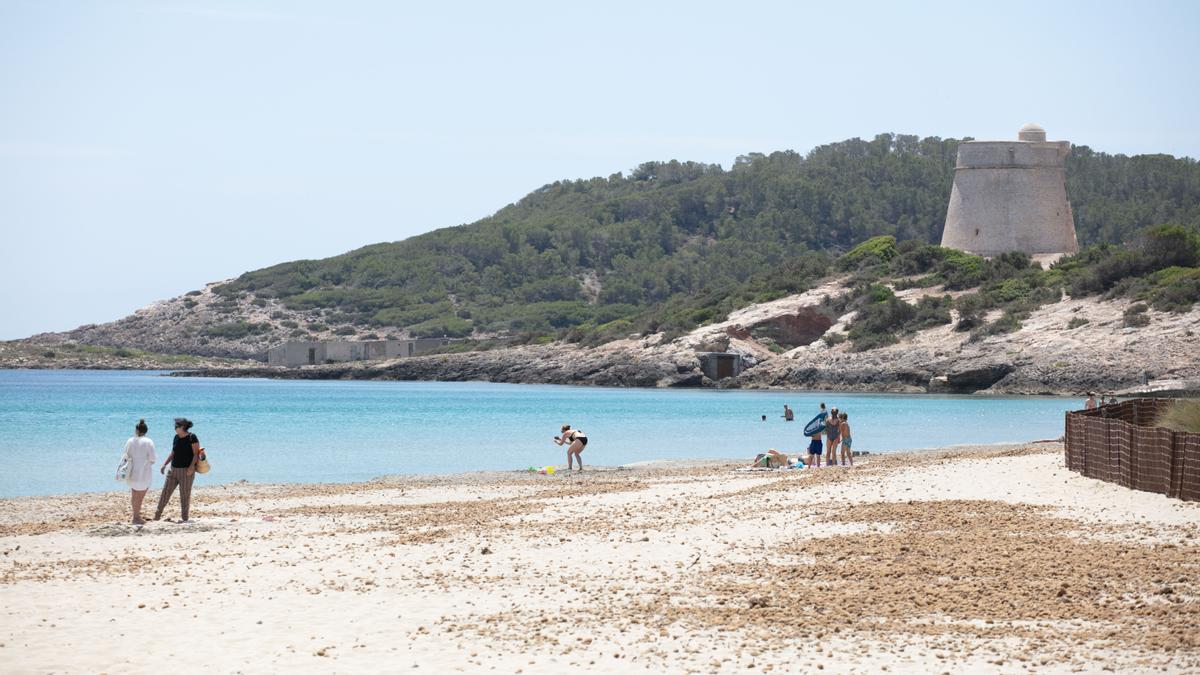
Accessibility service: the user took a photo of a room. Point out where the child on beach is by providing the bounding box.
[806,430,823,468]
[554,424,588,471]
[838,413,853,467]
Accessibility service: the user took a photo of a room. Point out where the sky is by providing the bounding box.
[2,0,1198,340]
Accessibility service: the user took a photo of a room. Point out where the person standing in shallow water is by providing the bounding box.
[123,419,156,525]
[155,418,200,522]
[783,404,794,421]
[554,424,587,471]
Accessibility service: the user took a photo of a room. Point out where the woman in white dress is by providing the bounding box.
[123,419,156,525]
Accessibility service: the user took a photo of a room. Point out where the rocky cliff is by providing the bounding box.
[20,280,410,360]
[163,277,1200,396]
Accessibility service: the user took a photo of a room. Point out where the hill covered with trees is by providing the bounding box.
[213,133,1199,344]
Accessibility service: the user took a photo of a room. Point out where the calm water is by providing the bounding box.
[0,370,1079,497]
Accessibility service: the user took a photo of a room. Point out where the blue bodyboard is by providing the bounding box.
[803,412,827,436]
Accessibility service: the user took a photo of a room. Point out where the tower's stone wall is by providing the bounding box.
[941,126,1078,257]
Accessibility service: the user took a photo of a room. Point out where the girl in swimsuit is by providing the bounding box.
[825,407,840,466]
[554,424,588,471]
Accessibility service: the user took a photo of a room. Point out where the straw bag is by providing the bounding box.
[195,449,211,474]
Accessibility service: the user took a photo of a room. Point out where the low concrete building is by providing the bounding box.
[267,338,455,367]
[699,352,744,380]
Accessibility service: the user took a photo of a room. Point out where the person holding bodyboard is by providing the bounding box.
[802,403,827,468]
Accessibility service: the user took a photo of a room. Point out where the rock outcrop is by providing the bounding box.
[12,275,1200,396]
[23,280,413,360]
[176,343,707,389]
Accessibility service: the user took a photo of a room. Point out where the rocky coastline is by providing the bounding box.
[11,278,1200,396]
[0,340,251,371]
[166,341,1200,397]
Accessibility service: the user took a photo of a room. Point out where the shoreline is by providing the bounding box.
[3,441,1198,672]
[6,364,1199,398]
[0,442,1054,502]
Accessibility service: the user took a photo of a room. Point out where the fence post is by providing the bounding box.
[1181,434,1200,502]
[1167,431,1181,499]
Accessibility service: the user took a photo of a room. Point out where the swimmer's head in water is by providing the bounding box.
[561,424,570,432]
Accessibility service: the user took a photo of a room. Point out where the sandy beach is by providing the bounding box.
[1,442,1197,674]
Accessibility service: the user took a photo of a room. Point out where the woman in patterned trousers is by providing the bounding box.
[155,418,200,522]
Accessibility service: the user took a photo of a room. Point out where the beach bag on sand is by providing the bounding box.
[114,454,130,481]
[195,449,210,474]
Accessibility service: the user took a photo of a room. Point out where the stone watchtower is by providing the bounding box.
[941,123,1078,256]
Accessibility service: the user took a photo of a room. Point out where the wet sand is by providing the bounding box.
[1,442,1197,673]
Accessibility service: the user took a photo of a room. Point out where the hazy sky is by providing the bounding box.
[2,0,1198,340]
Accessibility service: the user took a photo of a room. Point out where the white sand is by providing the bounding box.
[1,442,1197,674]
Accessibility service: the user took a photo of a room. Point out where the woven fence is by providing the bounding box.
[1064,398,1200,502]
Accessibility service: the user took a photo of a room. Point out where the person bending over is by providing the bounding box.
[554,424,588,471]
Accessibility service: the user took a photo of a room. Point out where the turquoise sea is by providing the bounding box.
[0,370,1080,497]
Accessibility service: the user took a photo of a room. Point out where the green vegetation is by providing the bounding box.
[202,321,272,339]
[219,136,972,338]
[409,316,472,338]
[840,235,899,269]
[827,224,1200,348]
[206,134,1199,345]
[1123,303,1151,327]
[838,284,954,351]
[1154,400,1200,434]
[11,342,243,366]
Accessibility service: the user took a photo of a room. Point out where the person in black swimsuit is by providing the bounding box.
[554,424,588,471]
